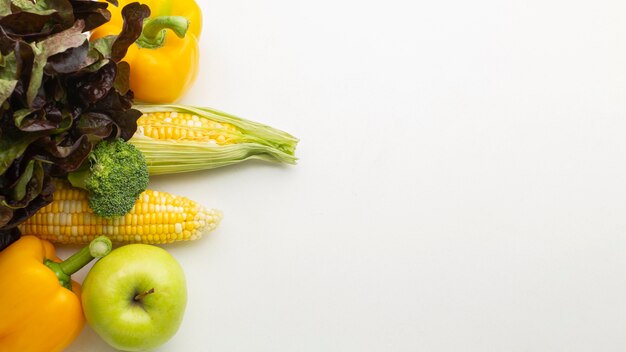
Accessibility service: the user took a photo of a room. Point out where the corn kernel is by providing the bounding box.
[18,180,222,245]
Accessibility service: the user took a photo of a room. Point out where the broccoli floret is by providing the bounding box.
[67,138,149,218]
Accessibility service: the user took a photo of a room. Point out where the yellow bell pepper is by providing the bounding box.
[96,0,202,39]
[0,236,112,352]
[91,0,202,103]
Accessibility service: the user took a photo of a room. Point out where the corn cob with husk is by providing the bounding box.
[18,179,222,245]
[130,104,299,175]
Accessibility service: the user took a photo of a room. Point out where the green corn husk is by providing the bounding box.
[130,104,299,175]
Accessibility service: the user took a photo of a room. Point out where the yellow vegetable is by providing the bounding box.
[137,111,240,145]
[131,104,299,175]
[91,0,201,103]
[95,0,203,39]
[0,235,111,352]
[18,180,222,244]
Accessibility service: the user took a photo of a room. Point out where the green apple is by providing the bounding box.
[81,244,187,351]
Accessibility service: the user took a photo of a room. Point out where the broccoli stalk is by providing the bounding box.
[67,139,149,218]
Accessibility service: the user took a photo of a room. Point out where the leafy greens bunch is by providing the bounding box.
[0,0,151,250]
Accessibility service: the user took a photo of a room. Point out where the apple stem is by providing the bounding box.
[134,288,155,301]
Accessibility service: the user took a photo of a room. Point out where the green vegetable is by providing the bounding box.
[67,138,149,218]
[0,1,152,250]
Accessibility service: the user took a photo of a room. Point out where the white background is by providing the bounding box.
[64,0,626,351]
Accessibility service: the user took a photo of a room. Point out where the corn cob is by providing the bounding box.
[130,104,299,175]
[18,180,222,245]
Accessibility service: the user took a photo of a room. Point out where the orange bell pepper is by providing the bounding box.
[91,0,201,103]
[0,236,112,352]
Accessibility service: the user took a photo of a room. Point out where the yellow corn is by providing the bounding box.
[131,104,299,175]
[18,180,223,245]
[136,111,241,145]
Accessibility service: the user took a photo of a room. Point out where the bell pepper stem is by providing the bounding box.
[137,16,190,49]
[45,236,112,290]
[59,236,112,275]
